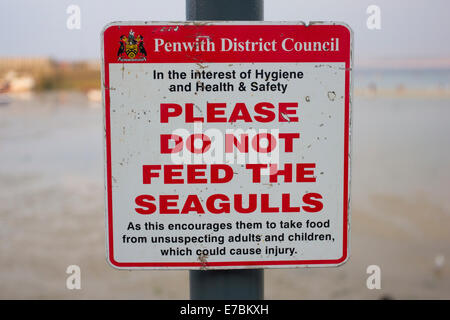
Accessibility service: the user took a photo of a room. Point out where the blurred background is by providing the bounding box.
[1,0,450,299]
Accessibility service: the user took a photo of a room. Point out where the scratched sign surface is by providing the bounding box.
[102,22,352,269]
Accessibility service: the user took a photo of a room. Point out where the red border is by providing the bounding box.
[103,23,351,268]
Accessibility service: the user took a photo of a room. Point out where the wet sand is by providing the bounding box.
[0,91,449,299]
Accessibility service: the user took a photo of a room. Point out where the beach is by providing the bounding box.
[0,82,449,299]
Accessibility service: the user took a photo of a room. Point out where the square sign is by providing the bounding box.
[101,22,352,269]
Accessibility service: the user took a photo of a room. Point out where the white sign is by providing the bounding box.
[102,22,352,269]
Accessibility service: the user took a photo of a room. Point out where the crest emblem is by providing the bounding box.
[117,30,147,61]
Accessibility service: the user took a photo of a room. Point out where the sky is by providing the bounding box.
[1,0,449,67]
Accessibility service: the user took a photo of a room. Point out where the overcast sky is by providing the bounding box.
[1,0,449,66]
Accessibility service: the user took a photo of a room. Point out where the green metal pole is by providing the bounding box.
[186,0,265,300]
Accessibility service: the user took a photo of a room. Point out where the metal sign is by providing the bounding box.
[101,22,352,269]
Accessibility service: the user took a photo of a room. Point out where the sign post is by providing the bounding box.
[101,0,352,302]
[186,0,265,300]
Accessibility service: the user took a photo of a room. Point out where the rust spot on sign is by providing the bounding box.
[198,254,209,270]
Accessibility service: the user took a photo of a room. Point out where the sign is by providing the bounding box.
[101,22,352,269]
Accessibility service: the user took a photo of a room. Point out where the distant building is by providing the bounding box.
[0,57,53,76]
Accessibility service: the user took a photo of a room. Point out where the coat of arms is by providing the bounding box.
[117,30,147,61]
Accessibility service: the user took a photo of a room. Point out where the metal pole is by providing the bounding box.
[186,0,264,300]
[186,0,263,21]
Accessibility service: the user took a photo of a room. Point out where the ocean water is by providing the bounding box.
[353,95,450,211]
[355,68,450,90]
